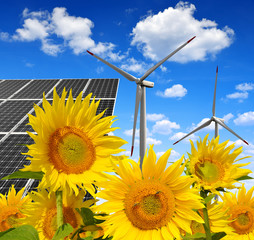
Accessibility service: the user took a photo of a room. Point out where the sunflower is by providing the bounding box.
[22,88,127,195]
[187,200,234,236]
[0,185,30,231]
[95,146,204,240]
[220,184,254,239]
[188,134,251,192]
[22,187,94,240]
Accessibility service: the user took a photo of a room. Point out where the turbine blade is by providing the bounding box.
[212,66,218,116]
[87,50,137,82]
[214,118,249,145]
[131,85,142,156]
[139,36,196,82]
[173,119,212,145]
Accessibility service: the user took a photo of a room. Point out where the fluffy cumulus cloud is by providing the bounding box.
[152,119,180,135]
[147,113,166,121]
[169,131,199,143]
[120,57,150,75]
[189,118,222,132]
[3,7,117,57]
[146,137,162,145]
[226,82,254,102]
[226,92,248,100]
[223,113,234,123]
[131,1,234,62]
[234,112,254,126]
[123,128,152,137]
[156,84,187,98]
[236,83,254,91]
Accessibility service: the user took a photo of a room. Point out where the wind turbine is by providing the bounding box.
[87,36,196,168]
[173,66,249,145]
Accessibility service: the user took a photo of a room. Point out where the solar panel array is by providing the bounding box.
[0,78,119,195]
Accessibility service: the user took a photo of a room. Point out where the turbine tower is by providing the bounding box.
[87,36,196,168]
[173,66,249,145]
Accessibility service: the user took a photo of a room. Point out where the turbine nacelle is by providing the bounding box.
[139,80,154,88]
[87,36,196,160]
[173,66,248,146]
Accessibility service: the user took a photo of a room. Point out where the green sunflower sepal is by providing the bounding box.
[235,175,254,181]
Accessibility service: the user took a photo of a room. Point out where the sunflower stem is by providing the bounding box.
[200,190,212,240]
[56,190,64,228]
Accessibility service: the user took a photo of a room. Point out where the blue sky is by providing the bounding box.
[1,0,254,188]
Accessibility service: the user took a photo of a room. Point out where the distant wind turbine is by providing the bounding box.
[173,66,249,145]
[87,36,196,168]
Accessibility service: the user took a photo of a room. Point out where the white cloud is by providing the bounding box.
[152,119,180,135]
[156,84,187,98]
[13,18,50,41]
[123,128,152,137]
[189,118,222,132]
[147,113,166,121]
[236,83,254,92]
[147,137,162,145]
[3,7,119,58]
[0,32,10,41]
[170,131,199,143]
[234,112,254,126]
[160,66,167,72]
[226,92,248,100]
[120,57,149,74]
[223,113,234,123]
[131,1,234,63]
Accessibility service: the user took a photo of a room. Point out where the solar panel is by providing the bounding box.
[12,80,58,99]
[84,79,119,98]
[0,78,119,195]
[0,80,31,99]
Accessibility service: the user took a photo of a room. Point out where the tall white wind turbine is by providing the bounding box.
[173,66,249,145]
[87,36,196,168]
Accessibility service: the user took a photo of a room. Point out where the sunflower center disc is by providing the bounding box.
[43,207,78,239]
[124,180,175,230]
[49,126,96,174]
[195,160,223,184]
[141,195,162,215]
[0,206,23,231]
[230,207,254,234]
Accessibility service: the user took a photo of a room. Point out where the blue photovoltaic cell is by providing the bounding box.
[46,79,89,98]
[0,78,119,195]
[0,134,33,194]
[13,80,59,99]
[0,100,39,132]
[84,79,118,98]
[0,80,31,99]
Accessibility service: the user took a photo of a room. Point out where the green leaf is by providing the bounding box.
[236,175,254,181]
[0,228,15,237]
[76,208,95,226]
[211,232,226,240]
[79,237,93,240]
[52,223,73,240]
[1,170,44,180]
[82,225,101,231]
[0,225,39,240]
[204,194,215,204]
[181,232,206,239]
